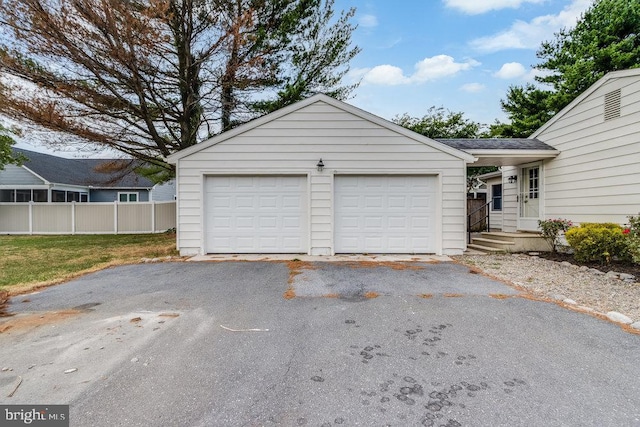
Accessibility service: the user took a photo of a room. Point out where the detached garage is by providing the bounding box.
[167,94,475,256]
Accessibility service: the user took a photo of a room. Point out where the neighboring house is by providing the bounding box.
[0,148,176,203]
[167,70,640,256]
[473,69,640,234]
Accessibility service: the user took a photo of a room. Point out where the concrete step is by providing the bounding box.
[467,243,507,253]
[472,237,515,248]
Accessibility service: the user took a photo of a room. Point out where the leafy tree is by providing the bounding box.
[0,124,26,170]
[491,85,555,138]
[499,0,640,137]
[0,0,359,181]
[392,107,481,139]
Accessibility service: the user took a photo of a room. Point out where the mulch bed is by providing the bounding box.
[538,252,640,278]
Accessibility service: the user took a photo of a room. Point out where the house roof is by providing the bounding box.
[167,93,477,163]
[531,68,640,138]
[12,148,155,188]
[435,138,556,151]
[434,138,560,167]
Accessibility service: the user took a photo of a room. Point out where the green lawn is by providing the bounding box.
[0,233,179,293]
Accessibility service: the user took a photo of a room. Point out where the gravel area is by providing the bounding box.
[454,253,640,325]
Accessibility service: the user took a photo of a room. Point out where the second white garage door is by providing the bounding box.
[204,176,307,253]
[335,175,436,253]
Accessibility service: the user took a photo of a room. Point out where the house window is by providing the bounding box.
[118,192,138,202]
[67,191,80,202]
[51,190,87,202]
[0,189,49,202]
[528,168,539,199]
[0,190,13,202]
[52,190,66,202]
[33,190,48,202]
[491,184,502,211]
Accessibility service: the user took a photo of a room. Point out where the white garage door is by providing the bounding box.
[335,175,436,253]
[204,176,307,253]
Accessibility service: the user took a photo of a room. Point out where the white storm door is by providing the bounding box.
[204,176,307,253]
[334,175,436,254]
[518,165,542,231]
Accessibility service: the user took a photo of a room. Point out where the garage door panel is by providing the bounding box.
[335,176,436,253]
[205,176,307,253]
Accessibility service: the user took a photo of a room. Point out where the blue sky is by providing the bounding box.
[336,0,594,125]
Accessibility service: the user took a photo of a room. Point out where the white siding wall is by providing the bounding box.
[537,76,640,225]
[175,101,468,256]
[501,167,518,232]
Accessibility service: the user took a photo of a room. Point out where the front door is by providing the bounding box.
[518,164,542,231]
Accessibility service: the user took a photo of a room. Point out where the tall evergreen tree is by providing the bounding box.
[0,0,359,180]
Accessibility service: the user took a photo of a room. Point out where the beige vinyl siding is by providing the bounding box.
[501,167,518,232]
[0,164,45,185]
[538,76,640,225]
[485,176,503,230]
[175,100,468,256]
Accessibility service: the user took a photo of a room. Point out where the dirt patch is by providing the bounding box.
[0,291,12,318]
[283,287,296,300]
[0,309,82,334]
[285,260,317,284]
[489,293,512,300]
[158,312,180,318]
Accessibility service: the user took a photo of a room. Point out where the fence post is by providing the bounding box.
[151,201,156,233]
[71,202,76,235]
[29,202,33,235]
[114,201,118,235]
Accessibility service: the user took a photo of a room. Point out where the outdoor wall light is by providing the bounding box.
[508,175,518,184]
[316,158,325,172]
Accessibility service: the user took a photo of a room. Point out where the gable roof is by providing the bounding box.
[167,93,477,163]
[12,148,155,188]
[531,68,640,138]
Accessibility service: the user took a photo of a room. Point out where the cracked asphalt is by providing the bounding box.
[0,261,639,426]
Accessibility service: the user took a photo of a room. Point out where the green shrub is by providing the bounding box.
[565,223,631,264]
[538,218,573,252]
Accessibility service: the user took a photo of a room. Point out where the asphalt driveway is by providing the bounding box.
[0,261,639,426]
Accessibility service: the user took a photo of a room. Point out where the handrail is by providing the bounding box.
[467,200,492,243]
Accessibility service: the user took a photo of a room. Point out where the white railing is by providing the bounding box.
[0,201,176,234]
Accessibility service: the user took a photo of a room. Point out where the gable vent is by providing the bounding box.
[604,88,621,121]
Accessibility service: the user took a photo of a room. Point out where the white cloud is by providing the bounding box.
[412,55,479,82]
[362,65,410,86]
[460,83,486,93]
[471,0,592,52]
[358,14,378,28]
[443,0,546,15]
[470,0,592,52]
[494,62,527,79]
[358,55,480,86]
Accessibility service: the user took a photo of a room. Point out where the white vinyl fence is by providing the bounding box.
[0,201,176,234]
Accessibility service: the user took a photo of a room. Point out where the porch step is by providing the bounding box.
[468,231,550,254]
[472,237,515,249]
[467,243,507,253]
